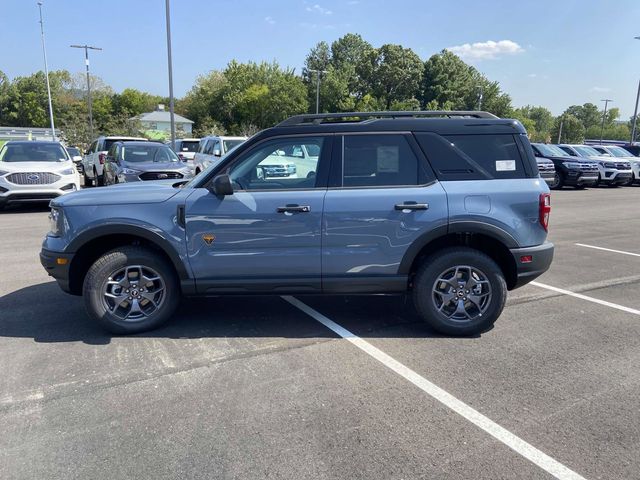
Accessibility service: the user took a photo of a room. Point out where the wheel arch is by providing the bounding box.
[67,225,189,295]
[400,224,518,290]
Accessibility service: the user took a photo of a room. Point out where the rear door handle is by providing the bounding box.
[277,204,311,213]
[395,202,428,211]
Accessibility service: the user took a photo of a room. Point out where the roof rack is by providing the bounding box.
[277,110,498,126]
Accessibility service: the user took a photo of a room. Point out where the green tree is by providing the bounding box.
[358,44,423,110]
[421,50,475,110]
[563,103,601,130]
[330,33,373,96]
[552,114,585,144]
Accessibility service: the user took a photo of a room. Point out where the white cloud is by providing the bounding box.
[590,86,611,93]
[447,40,524,60]
[264,16,276,24]
[527,73,549,79]
[306,4,332,15]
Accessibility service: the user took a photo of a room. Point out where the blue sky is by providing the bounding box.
[2,0,640,117]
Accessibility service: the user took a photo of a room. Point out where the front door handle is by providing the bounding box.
[277,204,311,213]
[395,202,429,211]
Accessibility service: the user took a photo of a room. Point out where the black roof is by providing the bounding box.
[112,141,167,148]
[258,111,525,139]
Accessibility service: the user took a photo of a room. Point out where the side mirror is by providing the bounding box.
[208,174,234,196]
[213,149,221,157]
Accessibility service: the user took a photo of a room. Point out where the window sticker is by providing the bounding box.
[495,160,516,171]
[377,146,399,173]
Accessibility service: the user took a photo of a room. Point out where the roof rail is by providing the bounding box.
[277,110,498,126]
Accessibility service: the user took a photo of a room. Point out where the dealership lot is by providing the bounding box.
[1,187,640,479]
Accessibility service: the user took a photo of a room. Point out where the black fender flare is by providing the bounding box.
[67,224,190,280]
[398,221,519,275]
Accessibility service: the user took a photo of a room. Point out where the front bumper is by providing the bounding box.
[510,242,554,289]
[0,174,80,205]
[40,247,74,293]
[600,169,632,184]
[564,169,598,186]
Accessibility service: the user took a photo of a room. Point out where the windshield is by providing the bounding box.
[605,146,632,158]
[535,144,569,157]
[0,143,69,162]
[122,145,179,163]
[574,146,601,157]
[223,139,245,153]
[179,141,200,153]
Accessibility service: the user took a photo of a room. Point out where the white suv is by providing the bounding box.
[592,144,640,185]
[82,136,147,186]
[192,136,246,174]
[0,141,80,209]
[558,144,632,186]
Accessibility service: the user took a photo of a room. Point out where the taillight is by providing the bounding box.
[98,153,106,165]
[539,193,551,231]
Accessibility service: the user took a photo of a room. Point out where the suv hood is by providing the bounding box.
[52,181,182,207]
[0,160,75,172]
[542,155,598,163]
[123,161,189,172]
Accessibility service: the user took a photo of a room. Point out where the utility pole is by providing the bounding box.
[477,86,484,111]
[309,69,327,114]
[37,2,56,141]
[600,99,613,144]
[70,44,102,138]
[557,118,564,144]
[631,36,640,144]
[165,0,176,150]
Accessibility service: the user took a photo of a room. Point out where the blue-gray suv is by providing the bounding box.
[40,111,554,335]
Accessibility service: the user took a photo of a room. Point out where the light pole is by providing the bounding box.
[165,0,176,150]
[309,69,327,114]
[600,99,613,143]
[37,2,56,141]
[70,44,102,138]
[630,36,640,144]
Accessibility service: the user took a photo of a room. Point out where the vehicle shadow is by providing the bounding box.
[0,281,471,345]
[0,203,51,214]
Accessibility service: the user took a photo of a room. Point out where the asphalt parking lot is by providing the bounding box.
[1,187,640,480]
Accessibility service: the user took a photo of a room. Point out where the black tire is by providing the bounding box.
[83,170,93,187]
[593,175,600,187]
[412,247,507,336]
[574,184,586,190]
[549,172,564,190]
[83,246,180,334]
[625,174,636,186]
[95,168,104,187]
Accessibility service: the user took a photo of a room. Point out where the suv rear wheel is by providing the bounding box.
[412,247,507,336]
[83,246,180,334]
[549,172,564,190]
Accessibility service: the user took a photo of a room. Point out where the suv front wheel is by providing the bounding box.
[412,247,507,336]
[83,246,180,334]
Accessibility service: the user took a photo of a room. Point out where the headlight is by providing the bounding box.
[599,161,610,167]
[122,168,142,175]
[48,207,66,237]
[562,161,581,169]
[60,167,76,175]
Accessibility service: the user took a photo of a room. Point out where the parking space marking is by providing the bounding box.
[283,295,586,480]
[531,281,640,316]
[575,243,640,258]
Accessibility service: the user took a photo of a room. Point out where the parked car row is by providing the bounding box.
[531,142,639,189]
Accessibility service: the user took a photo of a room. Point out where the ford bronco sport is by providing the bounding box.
[40,111,554,335]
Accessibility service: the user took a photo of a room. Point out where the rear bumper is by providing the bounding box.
[510,242,554,289]
[39,248,74,294]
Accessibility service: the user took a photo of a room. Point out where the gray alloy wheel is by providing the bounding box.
[83,246,180,334]
[431,265,492,323]
[101,265,166,322]
[549,172,563,190]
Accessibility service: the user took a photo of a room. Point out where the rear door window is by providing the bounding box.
[341,134,427,187]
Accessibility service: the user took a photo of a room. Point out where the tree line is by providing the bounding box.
[0,33,637,146]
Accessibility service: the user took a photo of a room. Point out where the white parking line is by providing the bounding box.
[531,281,640,316]
[575,243,640,258]
[283,295,586,480]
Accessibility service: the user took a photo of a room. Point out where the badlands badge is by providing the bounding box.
[202,233,216,246]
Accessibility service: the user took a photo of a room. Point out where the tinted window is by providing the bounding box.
[228,137,324,191]
[223,139,244,153]
[122,145,160,163]
[67,147,81,156]
[342,134,421,187]
[560,146,576,156]
[0,143,69,163]
[179,141,199,153]
[443,134,524,180]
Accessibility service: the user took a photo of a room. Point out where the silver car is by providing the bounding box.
[193,136,247,174]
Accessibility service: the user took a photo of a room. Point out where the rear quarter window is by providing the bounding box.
[416,133,528,180]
